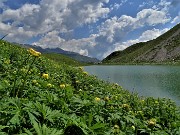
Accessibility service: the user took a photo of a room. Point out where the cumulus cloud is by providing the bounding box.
[33,7,171,59]
[0,0,110,42]
[171,16,180,24]
[0,0,173,59]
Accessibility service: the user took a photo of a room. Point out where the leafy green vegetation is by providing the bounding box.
[0,40,180,135]
[43,53,86,67]
[103,23,180,64]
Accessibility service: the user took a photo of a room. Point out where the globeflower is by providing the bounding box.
[148,118,156,127]
[122,104,130,111]
[47,83,52,88]
[42,73,49,79]
[60,84,66,89]
[4,59,10,64]
[104,96,110,101]
[131,125,135,131]
[114,124,119,129]
[79,67,83,71]
[83,72,88,75]
[95,97,100,102]
[28,48,41,57]
[113,124,120,133]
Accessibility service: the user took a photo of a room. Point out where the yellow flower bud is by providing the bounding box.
[148,118,156,127]
[95,97,101,102]
[47,83,52,88]
[42,73,49,79]
[83,71,88,75]
[60,84,66,89]
[132,126,135,130]
[32,80,37,83]
[114,124,119,129]
[104,96,110,101]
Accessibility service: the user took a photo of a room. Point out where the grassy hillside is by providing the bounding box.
[18,44,100,64]
[103,23,180,64]
[42,53,85,66]
[0,40,180,135]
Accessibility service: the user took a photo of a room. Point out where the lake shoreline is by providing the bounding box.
[84,65,180,105]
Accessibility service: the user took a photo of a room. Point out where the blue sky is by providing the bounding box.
[0,0,179,59]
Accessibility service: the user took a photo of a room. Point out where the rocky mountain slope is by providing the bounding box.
[103,23,180,64]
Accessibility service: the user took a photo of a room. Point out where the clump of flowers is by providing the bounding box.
[42,73,49,79]
[28,48,41,57]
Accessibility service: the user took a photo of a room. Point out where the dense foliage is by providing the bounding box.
[43,53,85,67]
[0,40,180,135]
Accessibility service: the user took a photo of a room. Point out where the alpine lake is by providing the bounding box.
[84,65,180,105]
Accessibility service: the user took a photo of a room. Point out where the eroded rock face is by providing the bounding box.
[136,29,180,62]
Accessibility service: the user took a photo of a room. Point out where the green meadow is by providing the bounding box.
[0,40,180,135]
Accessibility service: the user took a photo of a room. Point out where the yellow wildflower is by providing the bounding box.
[122,104,130,111]
[32,80,37,83]
[148,118,156,127]
[47,83,52,88]
[122,104,129,108]
[76,80,80,83]
[95,97,101,102]
[113,124,120,133]
[132,126,135,130]
[28,48,41,57]
[42,73,49,79]
[79,67,83,71]
[79,89,82,92]
[155,100,159,104]
[114,125,119,129]
[104,96,110,101]
[60,84,66,89]
[4,59,10,64]
[83,71,88,75]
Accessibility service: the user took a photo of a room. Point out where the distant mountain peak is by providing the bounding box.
[18,43,100,63]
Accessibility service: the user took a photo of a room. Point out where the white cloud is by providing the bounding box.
[136,9,170,26]
[0,0,173,59]
[171,16,180,24]
[33,7,171,59]
[0,0,110,42]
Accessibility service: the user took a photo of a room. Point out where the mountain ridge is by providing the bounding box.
[17,43,100,63]
[103,23,180,64]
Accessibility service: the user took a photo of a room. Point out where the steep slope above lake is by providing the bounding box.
[103,23,180,64]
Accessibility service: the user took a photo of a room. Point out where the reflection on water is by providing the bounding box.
[84,65,180,105]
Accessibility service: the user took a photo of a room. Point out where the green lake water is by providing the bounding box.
[84,65,180,105]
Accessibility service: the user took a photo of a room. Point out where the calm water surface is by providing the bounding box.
[84,65,180,105]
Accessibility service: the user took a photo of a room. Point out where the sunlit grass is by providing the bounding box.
[0,40,180,135]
